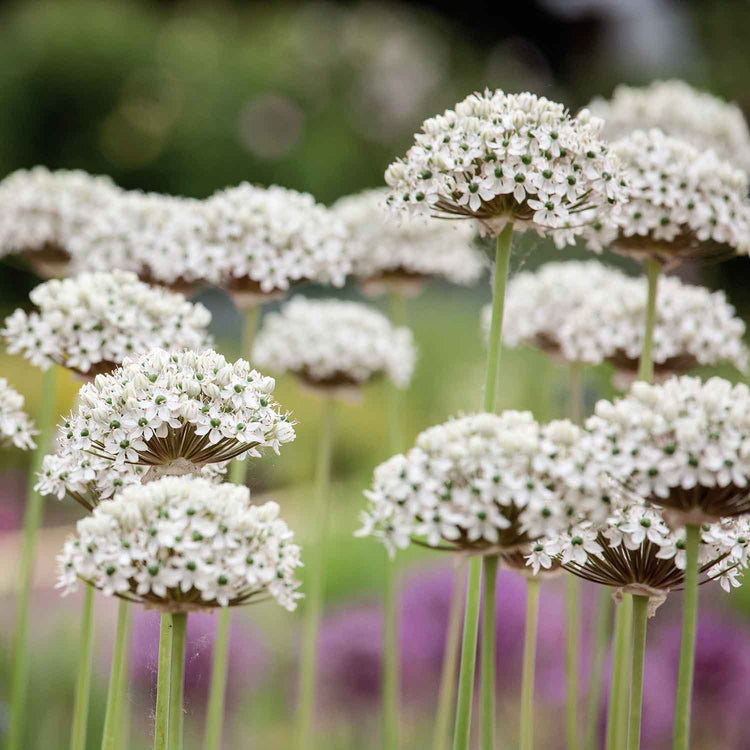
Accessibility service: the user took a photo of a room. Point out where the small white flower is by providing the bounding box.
[0,378,36,450]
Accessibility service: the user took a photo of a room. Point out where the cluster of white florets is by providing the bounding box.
[357,412,610,557]
[0,378,36,450]
[0,166,121,265]
[331,189,484,286]
[56,477,302,611]
[589,80,750,173]
[586,376,750,519]
[584,129,750,259]
[384,89,628,245]
[253,297,416,389]
[55,348,295,477]
[2,271,212,376]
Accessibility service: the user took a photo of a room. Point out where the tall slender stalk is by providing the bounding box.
[101,600,130,750]
[239,304,261,362]
[569,362,584,425]
[606,595,633,750]
[480,555,499,750]
[565,575,580,750]
[154,615,173,750]
[113,605,133,750]
[584,591,612,750]
[637,258,661,383]
[168,613,188,750]
[296,398,336,750]
[69,586,95,750]
[672,524,700,750]
[7,364,57,750]
[520,577,540,750]
[627,596,649,750]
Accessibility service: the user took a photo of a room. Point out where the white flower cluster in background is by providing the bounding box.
[357,412,610,557]
[0,166,121,264]
[587,376,750,520]
[589,80,750,173]
[0,378,36,450]
[55,348,295,475]
[2,271,213,376]
[56,476,302,611]
[253,297,416,389]
[584,129,750,259]
[332,189,484,286]
[384,89,628,244]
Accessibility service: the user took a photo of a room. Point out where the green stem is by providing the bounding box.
[239,304,261,362]
[114,605,133,750]
[101,600,130,750]
[672,524,700,750]
[628,596,649,750]
[520,577,540,750]
[432,563,466,750]
[483,224,513,413]
[168,613,188,750]
[584,590,612,750]
[606,595,632,750]
[153,615,173,750]
[296,399,336,750]
[480,556,499,750]
[202,609,231,750]
[637,258,661,383]
[69,586,95,750]
[7,365,57,750]
[569,362,584,424]
[565,576,580,750]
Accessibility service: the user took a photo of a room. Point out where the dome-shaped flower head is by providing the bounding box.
[204,183,350,309]
[587,376,750,526]
[0,378,36,450]
[2,271,213,378]
[0,166,121,277]
[357,412,610,559]
[55,348,295,481]
[589,80,750,174]
[56,476,302,612]
[384,89,628,245]
[559,275,749,380]
[252,297,416,395]
[331,188,484,296]
[584,129,750,264]
[531,505,748,615]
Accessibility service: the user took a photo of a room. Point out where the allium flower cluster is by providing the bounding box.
[252,297,416,390]
[2,271,212,377]
[0,166,121,275]
[357,413,610,558]
[0,378,36,450]
[331,189,484,291]
[384,89,628,245]
[56,348,295,479]
[56,477,302,611]
[584,129,750,262]
[587,376,750,524]
[589,80,750,173]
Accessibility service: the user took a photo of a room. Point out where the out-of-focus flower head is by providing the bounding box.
[0,378,36,450]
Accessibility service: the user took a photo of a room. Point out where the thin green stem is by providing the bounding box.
[584,590,612,750]
[69,586,95,750]
[113,605,133,750]
[7,365,57,750]
[627,596,649,750]
[101,600,130,750]
[637,258,661,383]
[433,563,466,750]
[565,576,580,750]
[202,609,231,750]
[672,524,700,750]
[239,304,261,362]
[605,601,625,750]
[480,555,499,750]
[168,613,188,750]
[607,595,633,750]
[569,362,584,424]
[153,615,173,750]
[520,577,540,750]
[296,399,336,750]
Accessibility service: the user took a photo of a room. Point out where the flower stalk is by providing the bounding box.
[565,575,581,750]
[627,595,649,750]
[520,578,540,750]
[69,586,95,750]
[637,258,661,383]
[480,555,499,750]
[168,613,188,750]
[605,595,633,750]
[584,591,611,750]
[101,599,131,750]
[154,615,172,750]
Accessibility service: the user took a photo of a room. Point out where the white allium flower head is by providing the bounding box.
[584,129,750,263]
[0,166,121,277]
[587,376,750,525]
[589,80,750,173]
[252,297,416,391]
[55,348,295,480]
[56,476,302,611]
[0,378,36,450]
[357,412,610,558]
[331,188,484,293]
[385,89,628,245]
[2,271,213,377]
[204,183,350,306]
